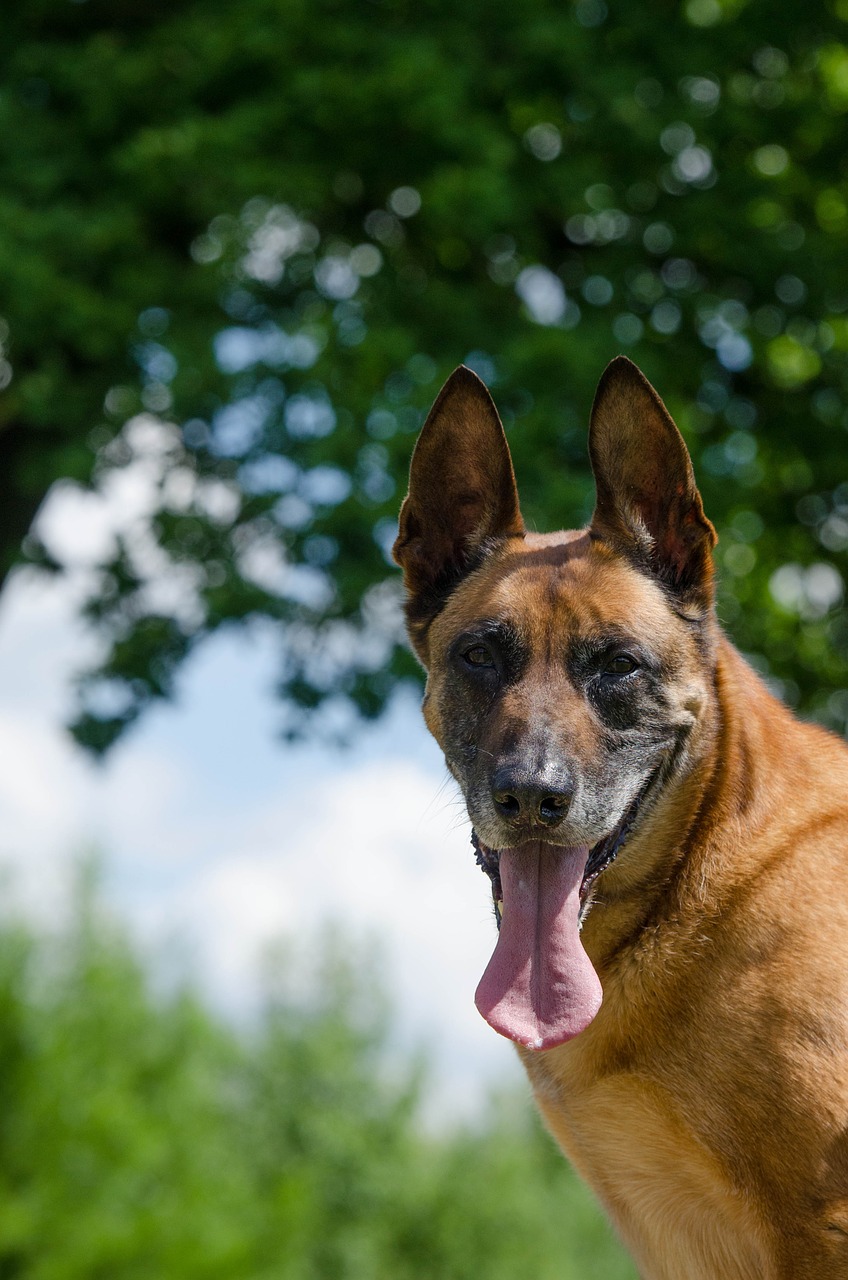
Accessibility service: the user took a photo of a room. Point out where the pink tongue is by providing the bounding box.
[474,843,602,1051]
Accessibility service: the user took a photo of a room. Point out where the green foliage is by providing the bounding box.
[0,887,635,1277]
[6,0,848,748]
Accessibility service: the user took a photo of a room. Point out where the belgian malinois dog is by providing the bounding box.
[393,356,848,1279]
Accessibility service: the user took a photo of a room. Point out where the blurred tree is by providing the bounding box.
[0,885,636,1277]
[5,0,848,749]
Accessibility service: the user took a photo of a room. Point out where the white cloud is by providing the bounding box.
[121,752,520,1119]
[0,494,522,1117]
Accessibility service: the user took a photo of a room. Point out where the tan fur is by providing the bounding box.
[395,360,848,1278]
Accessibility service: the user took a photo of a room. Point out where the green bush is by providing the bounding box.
[0,883,635,1277]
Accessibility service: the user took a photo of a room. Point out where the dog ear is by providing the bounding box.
[393,366,524,641]
[589,356,717,607]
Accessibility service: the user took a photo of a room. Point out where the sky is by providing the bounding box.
[0,471,524,1119]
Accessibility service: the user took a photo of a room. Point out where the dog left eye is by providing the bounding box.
[604,654,639,676]
[464,644,495,668]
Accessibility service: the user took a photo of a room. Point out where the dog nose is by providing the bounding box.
[491,770,573,828]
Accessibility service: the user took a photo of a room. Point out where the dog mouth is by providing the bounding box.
[470,774,659,1053]
[472,780,651,920]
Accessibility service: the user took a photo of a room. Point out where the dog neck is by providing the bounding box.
[578,632,796,969]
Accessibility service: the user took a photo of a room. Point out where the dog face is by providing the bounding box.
[394,357,717,859]
[421,530,709,858]
[394,358,719,1050]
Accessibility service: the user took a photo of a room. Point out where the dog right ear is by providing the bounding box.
[393,367,524,649]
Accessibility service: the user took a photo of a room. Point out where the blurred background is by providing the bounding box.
[3,0,848,1273]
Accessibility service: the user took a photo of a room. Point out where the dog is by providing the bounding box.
[392,356,848,1279]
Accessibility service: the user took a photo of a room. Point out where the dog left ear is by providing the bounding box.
[393,366,524,648]
[589,356,717,607]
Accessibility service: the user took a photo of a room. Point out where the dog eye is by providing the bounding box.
[463,644,495,668]
[604,653,639,676]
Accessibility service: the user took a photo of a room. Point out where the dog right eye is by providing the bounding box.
[463,644,495,668]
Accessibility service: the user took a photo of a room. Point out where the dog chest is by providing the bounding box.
[526,1062,774,1280]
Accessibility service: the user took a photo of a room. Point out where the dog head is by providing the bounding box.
[393,357,719,1050]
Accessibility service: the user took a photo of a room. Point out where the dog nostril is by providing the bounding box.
[493,791,521,819]
[539,794,568,825]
